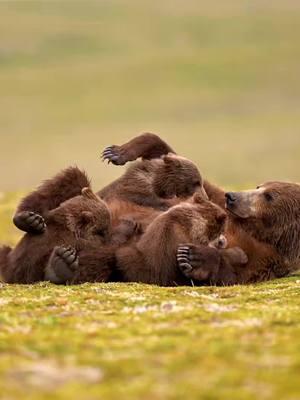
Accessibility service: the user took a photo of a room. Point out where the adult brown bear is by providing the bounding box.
[101,133,300,285]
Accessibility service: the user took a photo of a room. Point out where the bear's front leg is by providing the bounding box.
[101,133,175,165]
[13,211,46,234]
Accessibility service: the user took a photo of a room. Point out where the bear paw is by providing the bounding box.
[45,246,78,284]
[101,145,128,166]
[177,244,221,282]
[13,211,46,234]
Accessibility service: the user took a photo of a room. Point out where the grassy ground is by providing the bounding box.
[1,278,300,400]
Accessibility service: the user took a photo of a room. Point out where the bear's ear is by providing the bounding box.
[192,192,205,204]
[81,187,100,202]
[67,211,93,233]
[81,211,94,224]
[162,154,182,168]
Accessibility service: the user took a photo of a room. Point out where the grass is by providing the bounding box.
[1,1,300,399]
[1,276,300,399]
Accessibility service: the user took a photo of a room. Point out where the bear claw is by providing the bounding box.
[45,246,78,285]
[177,245,193,276]
[13,211,46,234]
[101,145,127,165]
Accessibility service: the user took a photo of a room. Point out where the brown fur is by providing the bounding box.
[13,166,91,233]
[114,194,227,286]
[0,168,136,284]
[99,133,300,285]
[100,143,207,236]
[99,154,206,209]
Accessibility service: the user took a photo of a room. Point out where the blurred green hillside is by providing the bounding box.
[0,0,300,191]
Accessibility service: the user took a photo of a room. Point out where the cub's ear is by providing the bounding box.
[81,187,100,202]
[162,154,182,168]
[81,211,94,224]
[192,192,205,204]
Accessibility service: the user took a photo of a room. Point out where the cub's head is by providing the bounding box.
[50,188,111,243]
[185,193,227,245]
[154,154,207,200]
[225,182,300,262]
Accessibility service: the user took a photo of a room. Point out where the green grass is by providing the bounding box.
[1,277,300,399]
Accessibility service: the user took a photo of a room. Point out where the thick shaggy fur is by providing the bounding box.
[0,168,134,284]
[115,194,227,286]
[13,166,91,233]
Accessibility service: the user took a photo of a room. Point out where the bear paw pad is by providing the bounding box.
[13,211,46,234]
[45,246,78,285]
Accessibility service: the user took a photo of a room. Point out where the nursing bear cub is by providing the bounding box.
[0,168,135,284]
[0,184,113,284]
[115,194,238,286]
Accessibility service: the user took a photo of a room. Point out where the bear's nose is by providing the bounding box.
[225,192,237,205]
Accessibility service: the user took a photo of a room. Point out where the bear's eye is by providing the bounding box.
[193,181,201,187]
[94,228,106,237]
[264,192,273,202]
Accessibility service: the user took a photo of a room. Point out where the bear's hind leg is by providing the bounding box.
[177,244,221,284]
[177,244,238,286]
[45,246,78,284]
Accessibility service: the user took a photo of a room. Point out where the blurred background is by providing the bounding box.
[0,0,300,192]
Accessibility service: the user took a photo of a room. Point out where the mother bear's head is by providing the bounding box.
[225,182,300,263]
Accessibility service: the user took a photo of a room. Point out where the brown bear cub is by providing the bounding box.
[0,185,112,284]
[99,152,206,208]
[114,193,248,286]
[99,151,207,234]
[0,167,136,284]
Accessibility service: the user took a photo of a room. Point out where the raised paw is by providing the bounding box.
[101,145,129,166]
[13,211,46,234]
[45,246,78,284]
[177,244,221,282]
